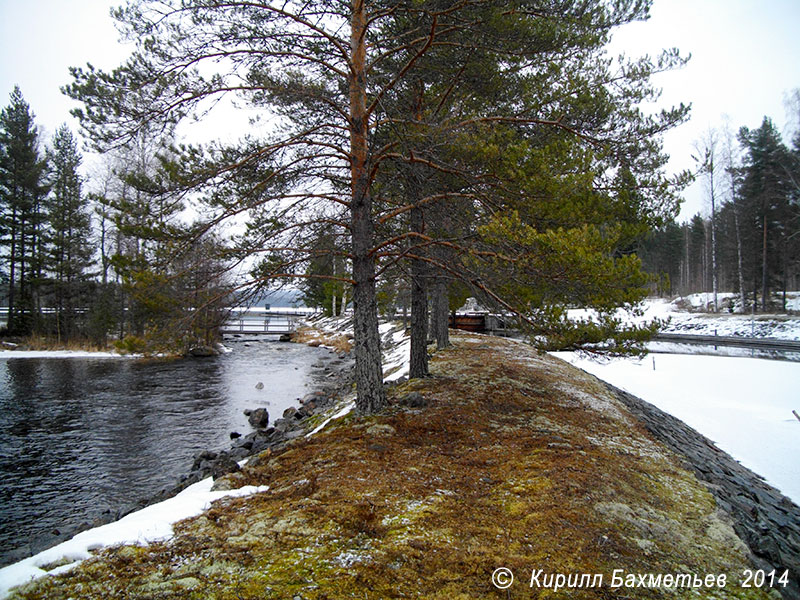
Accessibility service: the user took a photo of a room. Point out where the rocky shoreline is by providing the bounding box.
[183,344,356,490]
[127,339,356,505]
[607,382,800,600]
[3,338,356,568]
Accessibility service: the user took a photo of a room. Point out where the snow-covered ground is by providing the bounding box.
[554,351,800,505]
[0,350,125,360]
[299,315,412,383]
[569,293,800,341]
[3,308,795,597]
[0,479,267,598]
[639,295,800,340]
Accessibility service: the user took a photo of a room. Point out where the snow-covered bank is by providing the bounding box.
[643,297,800,340]
[568,294,800,341]
[294,318,412,435]
[0,350,126,360]
[297,315,412,383]
[646,339,800,361]
[554,352,800,504]
[0,479,267,598]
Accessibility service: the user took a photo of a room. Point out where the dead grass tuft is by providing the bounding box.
[5,335,114,352]
[292,326,352,353]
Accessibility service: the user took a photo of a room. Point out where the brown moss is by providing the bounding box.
[10,331,772,600]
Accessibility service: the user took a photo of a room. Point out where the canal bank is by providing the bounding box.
[0,337,335,567]
[3,329,797,599]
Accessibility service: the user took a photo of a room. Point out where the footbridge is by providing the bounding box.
[220,309,314,335]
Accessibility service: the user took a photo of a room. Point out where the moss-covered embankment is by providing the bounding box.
[10,331,795,599]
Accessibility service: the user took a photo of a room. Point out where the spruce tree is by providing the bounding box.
[45,124,94,340]
[0,86,47,335]
[737,118,793,310]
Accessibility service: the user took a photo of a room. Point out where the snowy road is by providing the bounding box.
[553,352,800,505]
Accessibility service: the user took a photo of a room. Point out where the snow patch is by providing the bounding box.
[554,352,800,504]
[0,350,128,360]
[307,400,356,437]
[0,480,267,598]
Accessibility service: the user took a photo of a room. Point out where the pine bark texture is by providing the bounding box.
[409,204,428,379]
[431,278,450,349]
[349,0,386,412]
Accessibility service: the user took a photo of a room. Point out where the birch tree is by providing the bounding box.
[693,129,720,312]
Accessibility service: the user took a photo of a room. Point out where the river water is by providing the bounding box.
[0,337,326,567]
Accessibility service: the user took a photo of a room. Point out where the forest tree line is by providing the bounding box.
[0,86,232,351]
[640,114,800,312]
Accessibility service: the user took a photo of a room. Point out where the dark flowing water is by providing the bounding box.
[0,338,326,566]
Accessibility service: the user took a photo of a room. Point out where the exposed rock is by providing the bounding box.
[230,446,250,461]
[248,407,270,429]
[210,452,240,480]
[297,402,316,416]
[366,423,396,437]
[211,471,248,491]
[192,450,218,471]
[255,382,264,390]
[187,345,216,357]
[283,407,299,420]
[397,391,428,408]
[300,392,325,405]
[247,439,268,455]
[230,431,241,440]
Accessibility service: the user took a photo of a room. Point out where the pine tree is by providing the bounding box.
[65,1,691,402]
[368,2,690,361]
[0,86,47,335]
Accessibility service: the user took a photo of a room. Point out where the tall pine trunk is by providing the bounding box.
[7,206,17,331]
[431,277,449,349]
[331,259,338,316]
[349,0,386,413]
[409,204,428,379]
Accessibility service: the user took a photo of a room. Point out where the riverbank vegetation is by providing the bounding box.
[0,87,234,353]
[6,331,776,599]
[3,1,798,412]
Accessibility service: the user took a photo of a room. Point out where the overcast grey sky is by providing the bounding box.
[1,0,799,220]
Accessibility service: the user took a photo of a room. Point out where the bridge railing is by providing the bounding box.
[220,309,318,334]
